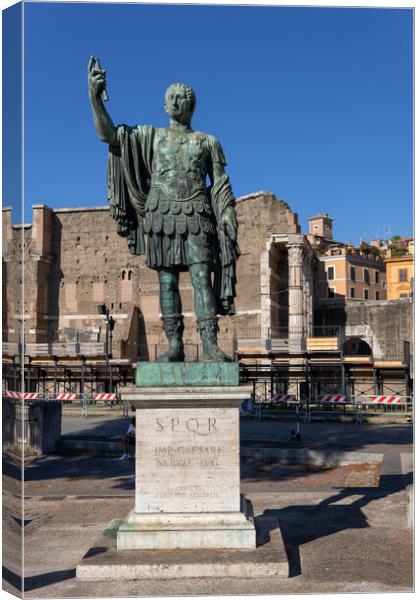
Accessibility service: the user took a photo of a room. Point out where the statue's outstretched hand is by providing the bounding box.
[221,207,238,242]
[88,56,107,99]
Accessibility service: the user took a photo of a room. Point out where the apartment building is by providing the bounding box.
[317,246,386,303]
[385,255,414,300]
[306,214,386,303]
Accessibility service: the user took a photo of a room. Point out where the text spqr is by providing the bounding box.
[155,416,217,435]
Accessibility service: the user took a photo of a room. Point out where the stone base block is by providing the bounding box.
[117,502,255,550]
[77,516,288,581]
[135,361,239,387]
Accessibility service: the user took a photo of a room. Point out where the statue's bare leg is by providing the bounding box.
[157,269,185,362]
[189,262,228,362]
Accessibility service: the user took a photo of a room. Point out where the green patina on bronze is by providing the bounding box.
[135,361,239,387]
[88,59,240,363]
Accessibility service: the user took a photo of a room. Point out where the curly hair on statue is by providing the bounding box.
[164,83,196,113]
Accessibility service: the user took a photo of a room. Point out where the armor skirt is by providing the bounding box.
[144,187,216,270]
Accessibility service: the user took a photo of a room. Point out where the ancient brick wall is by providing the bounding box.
[2,216,25,346]
[229,191,298,338]
[50,206,152,354]
[3,192,297,358]
[345,298,413,353]
[50,192,295,353]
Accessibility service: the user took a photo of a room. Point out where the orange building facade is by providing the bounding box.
[317,247,386,303]
[385,255,414,300]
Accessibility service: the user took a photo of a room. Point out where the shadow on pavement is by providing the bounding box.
[3,453,135,493]
[3,565,76,592]
[61,417,129,442]
[240,422,413,450]
[263,471,413,577]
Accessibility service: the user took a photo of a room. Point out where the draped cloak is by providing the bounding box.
[107,124,240,315]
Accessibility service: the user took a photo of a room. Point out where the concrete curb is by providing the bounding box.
[241,447,383,466]
[58,440,122,456]
[58,439,383,466]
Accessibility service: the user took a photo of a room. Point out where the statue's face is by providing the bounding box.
[164,85,193,122]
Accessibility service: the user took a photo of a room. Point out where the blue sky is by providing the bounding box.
[4,2,414,243]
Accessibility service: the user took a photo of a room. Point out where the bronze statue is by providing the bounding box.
[88,58,239,362]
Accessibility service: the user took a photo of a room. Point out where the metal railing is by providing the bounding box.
[372,339,412,364]
[2,341,107,357]
[240,393,413,425]
[2,392,126,419]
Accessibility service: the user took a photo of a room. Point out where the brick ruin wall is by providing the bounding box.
[345,299,413,350]
[3,192,298,358]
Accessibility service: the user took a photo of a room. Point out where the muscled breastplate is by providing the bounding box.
[151,129,207,200]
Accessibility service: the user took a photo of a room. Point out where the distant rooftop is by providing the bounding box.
[307,213,334,221]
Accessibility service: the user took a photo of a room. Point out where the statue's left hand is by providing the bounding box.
[221,207,238,242]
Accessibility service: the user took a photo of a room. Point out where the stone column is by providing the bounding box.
[260,242,272,338]
[303,253,313,337]
[288,243,305,353]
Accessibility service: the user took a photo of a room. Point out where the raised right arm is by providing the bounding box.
[88,57,118,145]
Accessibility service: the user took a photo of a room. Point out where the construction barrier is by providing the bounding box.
[318,394,348,404]
[94,393,117,402]
[3,391,41,399]
[3,391,22,399]
[4,389,411,423]
[370,395,402,404]
[2,390,123,419]
[271,394,297,404]
[55,392,78,401]
[251,393,413,425]
[303,394,412,424]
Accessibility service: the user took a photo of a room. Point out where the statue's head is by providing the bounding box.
[164,83,196,124]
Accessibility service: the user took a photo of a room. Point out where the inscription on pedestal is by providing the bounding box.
[136,407,240,513]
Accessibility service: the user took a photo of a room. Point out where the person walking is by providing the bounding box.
[119,417,136,460]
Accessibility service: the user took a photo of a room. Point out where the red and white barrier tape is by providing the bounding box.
[3,391,40,399]
[94,393,116,401]
[55,393,77,400]
[319,394,348,404]
[370,395,402,404]
[272,394,297,404]
[4,391,22,398]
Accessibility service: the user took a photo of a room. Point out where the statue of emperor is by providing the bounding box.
[88,57,240,362]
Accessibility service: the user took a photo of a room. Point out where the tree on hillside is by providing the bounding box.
[389,235,407,257]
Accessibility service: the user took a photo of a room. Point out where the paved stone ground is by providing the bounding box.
[2,420,414,597]
[61,414,413,453]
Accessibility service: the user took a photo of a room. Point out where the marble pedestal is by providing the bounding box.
[117,379,256,550]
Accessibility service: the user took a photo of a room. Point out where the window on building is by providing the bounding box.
[375,291,380,300]
[364,288,369,300]
[128,270,132,281]
[122,271,126,280]
[350,287,355,299]
[350,266,356,282]
[327,266,335,280]
[374,270,379,284]
[399,269,408,282]
[363,268,370,284]
[328,287,335,298]
[400,293,408,299]
[383,281,386,289]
